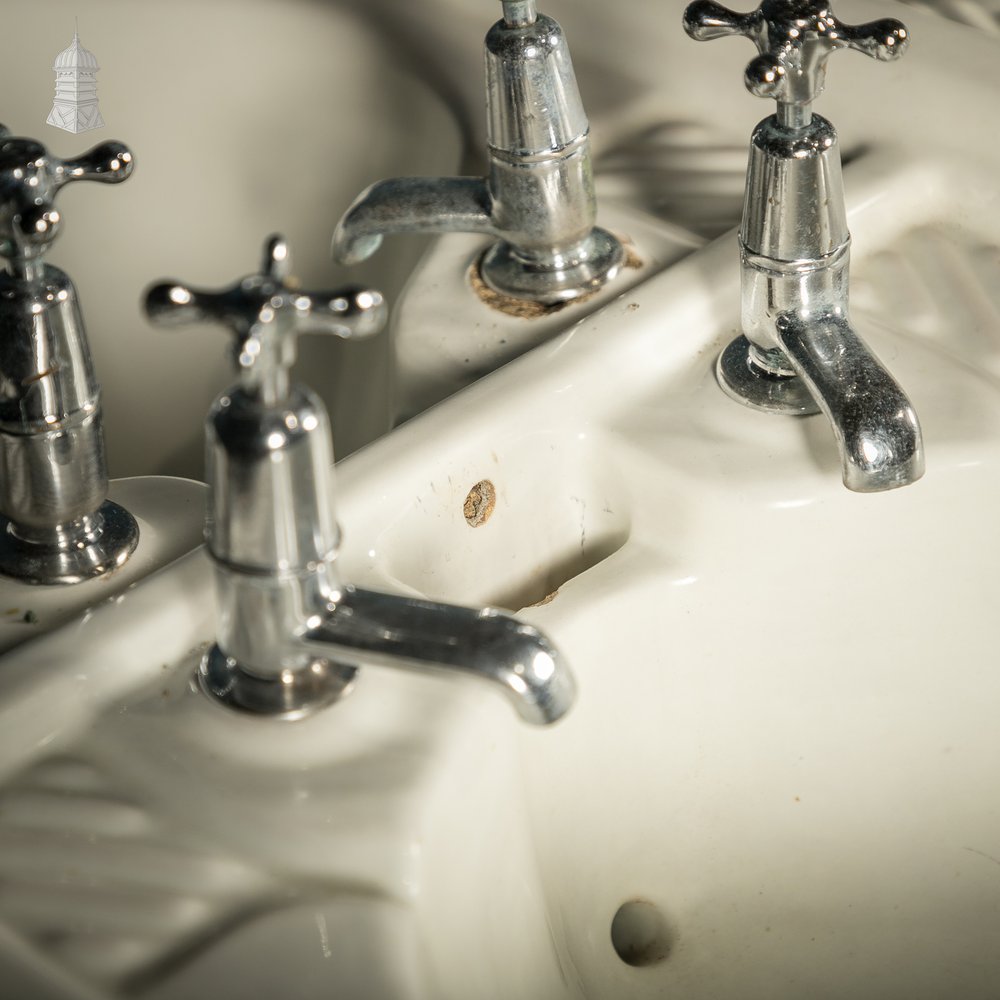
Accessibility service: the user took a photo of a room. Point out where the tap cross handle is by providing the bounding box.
[0,125,133,259]
[682,2,908,122]
[144,236,387,398]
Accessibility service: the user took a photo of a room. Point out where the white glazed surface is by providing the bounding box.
[0,477,205,655]
[1,3,1000,999]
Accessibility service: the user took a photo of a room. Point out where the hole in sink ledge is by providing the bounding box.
[379,432,630,611]
[463,479,496,527]
[611,899,676,968]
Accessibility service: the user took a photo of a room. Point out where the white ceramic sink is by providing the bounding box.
[2,159,999,1000]
[1,3,1000,999]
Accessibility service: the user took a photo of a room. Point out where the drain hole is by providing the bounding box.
[463,480,496,527]
[611,899,674,967]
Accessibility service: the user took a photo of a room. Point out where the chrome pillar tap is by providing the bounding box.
[683,1,925,492]
[0,126,138,584]
[332,0,622,304]
[144,237,574,724]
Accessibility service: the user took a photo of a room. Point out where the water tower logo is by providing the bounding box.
[46,29,104,134]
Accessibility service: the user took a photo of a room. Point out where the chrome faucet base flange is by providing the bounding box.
[716,335,821,416]
[0,500,139,586]
[479,227,624,304]
[198,644,358,720]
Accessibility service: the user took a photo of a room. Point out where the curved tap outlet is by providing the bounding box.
[201,580,575,725]
[772,311,924,491]
[333,177,495,267]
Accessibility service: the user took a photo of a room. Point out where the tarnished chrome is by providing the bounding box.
[683,2,924,492]
[0,125,138,583]
[332,1,622,304]
[144,237,575,724]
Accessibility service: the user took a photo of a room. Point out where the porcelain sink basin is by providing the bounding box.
[2,145,1000,999]
[1,3,1000,999]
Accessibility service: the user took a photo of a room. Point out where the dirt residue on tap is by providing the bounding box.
[468,237,643,318]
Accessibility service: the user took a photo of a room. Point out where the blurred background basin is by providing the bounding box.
[0,0,463,479]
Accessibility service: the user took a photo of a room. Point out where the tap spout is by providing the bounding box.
[330,6,622,303]
[333,177,495,267]
[303,585,575,725]
[775,311,924,492]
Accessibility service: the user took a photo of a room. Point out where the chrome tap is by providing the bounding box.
[0,126,139,584]
[683,2,925,492]
[332,0,622,304]
[144,237,575,724]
